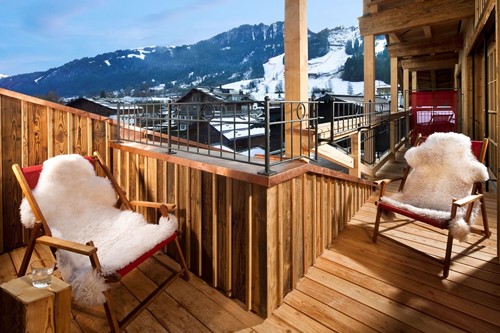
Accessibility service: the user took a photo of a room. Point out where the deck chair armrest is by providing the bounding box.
[374,177,403,186]
[36,235,97,256]
[452,194,483,207]
[450,194,483,220]
[129,200,176,211]
[375,177,403,199]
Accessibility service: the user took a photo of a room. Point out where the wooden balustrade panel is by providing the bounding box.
[0,89,113,253]
[1,95,23,251]
[109,146,373,317]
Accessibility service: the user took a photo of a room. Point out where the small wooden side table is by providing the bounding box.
[0,275,71,333]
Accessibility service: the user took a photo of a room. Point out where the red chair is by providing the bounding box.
[373,135,491,278]
[13,151,189,333]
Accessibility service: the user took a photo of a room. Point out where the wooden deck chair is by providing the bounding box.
[373,133,491,278]
[414,136,489,225]
[13,151,189,333]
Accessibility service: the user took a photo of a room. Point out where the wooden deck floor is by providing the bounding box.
[1,149,499,332]
[266,149,500,333]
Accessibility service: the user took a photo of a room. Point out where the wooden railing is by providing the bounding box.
[0,88,376,317]
[0,88,114,252]
[109,142,374,316]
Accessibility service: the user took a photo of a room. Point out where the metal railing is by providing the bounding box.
[116,99,320,175]
[116,98,403,174]
[329,100,390,138]
[328,100,393,165]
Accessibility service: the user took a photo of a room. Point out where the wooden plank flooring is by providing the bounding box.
[1,149,498,332]
[269,149,500,333]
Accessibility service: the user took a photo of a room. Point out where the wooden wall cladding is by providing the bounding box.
[0,89,111,252]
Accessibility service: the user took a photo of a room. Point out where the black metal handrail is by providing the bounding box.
[116,99,401,174]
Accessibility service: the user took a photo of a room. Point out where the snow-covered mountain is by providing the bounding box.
[225,27,387,99]
[0,23,387,99]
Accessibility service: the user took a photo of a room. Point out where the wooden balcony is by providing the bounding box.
[1,141,498,332]
[0,88,374,326]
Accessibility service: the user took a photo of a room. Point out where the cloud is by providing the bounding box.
[20,0,106,36]
[144,0,231,24]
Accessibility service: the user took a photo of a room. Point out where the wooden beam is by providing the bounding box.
[359,0,474,36]
[423,26,432,38]
[388,33,402,43]
[400,53,458,70]
[388,35,463,58]
[466,0,495,55]
[367,0,408,8]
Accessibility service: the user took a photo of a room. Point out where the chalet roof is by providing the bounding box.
[209,116,264,140]
[176,86,253,103]
[66,97,120,110]
[315,93,388,104]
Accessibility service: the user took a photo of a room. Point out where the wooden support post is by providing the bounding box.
[364,35,376,101]
[284,0,308,158]
[363,34,376,165]
[412,71,418,93]
[403,68,411,143]
[390,57,399,160]
[0,275,71,333]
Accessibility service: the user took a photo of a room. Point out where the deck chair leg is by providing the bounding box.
[478,184,491,237]
[480,195,491,237]
[102,290,121,333]
[174,236,190,281]
[372,207,383,243]
[18,223,44,276]
[443,233,454,278]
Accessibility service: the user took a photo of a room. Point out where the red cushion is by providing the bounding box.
[22,156,95,189]
[378,202,447,229]
[22,164,44,189]
[117,232,177,277]
[470,141,482,161]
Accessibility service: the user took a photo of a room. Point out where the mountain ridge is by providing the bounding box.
[0,22,387,99]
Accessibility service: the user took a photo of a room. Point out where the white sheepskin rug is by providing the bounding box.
[380,132,488,242]
[20,154,178,306]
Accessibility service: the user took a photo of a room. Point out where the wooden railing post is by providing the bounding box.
[349,130,361,178]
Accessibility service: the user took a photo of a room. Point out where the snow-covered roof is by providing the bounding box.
[209,116,264,140]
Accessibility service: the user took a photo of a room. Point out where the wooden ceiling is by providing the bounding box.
[358,0,475,71]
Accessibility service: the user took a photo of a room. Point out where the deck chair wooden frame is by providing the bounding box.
[13,151,190,333]
[373,138,491,278]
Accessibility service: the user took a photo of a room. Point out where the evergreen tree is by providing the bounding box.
[341,41,390,85]
[345,40,354,55]
[353,38,360,54]
[347,82,354,95]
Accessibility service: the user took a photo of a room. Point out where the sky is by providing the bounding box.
[0,1,362,76]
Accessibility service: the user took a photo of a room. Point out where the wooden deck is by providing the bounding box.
[1,149,499,332]
[267,149,500,333]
